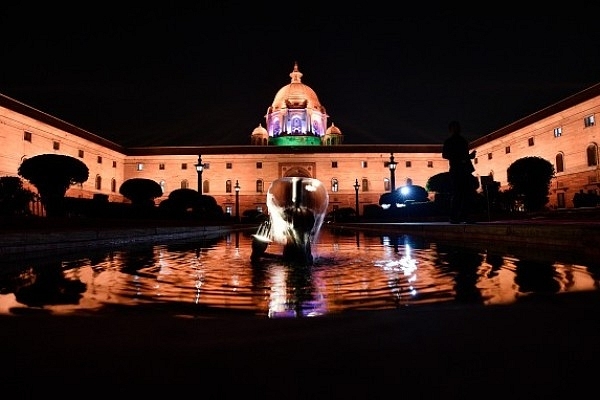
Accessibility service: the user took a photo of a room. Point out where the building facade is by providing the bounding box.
[1,64,599,216]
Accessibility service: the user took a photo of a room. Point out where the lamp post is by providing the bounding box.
[234,180,240,223]
[353,178,360,220]
[388,153,397,192]
[194,155,204,194]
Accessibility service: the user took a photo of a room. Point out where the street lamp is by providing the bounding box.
[388,153,397,192]
[353,178,360,220]
[194,155,204,194]
[234,180,240,223]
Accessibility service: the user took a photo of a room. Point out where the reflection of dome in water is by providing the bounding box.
[271,63,326,113]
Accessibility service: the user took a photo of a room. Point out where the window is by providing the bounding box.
[226,180,232,193]
[555,153,564,173]
[474,158,478,165]
[505,146,510,154]
[256,180,263,193]
[331,178,339,192]
[587,144,598,166]
[557,192,566,209]
[384,178,390,191]
[78,150,84,158]
[181,180,189,189]
[405,161,411,168]
[97,156,102,164]
[256,162,262,169]
[225,205,233,216]
[361,161,368,168]
[584,115,595,127]
[427,161,433,168]
[554,127,562,137]
[203,180,210,194]
[528,137,534,146]
[112,161,117,168]
[181,163,187,170]
[332,161,338,168]
[137,163,144,171]
[487,153,492,160]
[23,131,32,142]
[226,162,232,169]
[111,178,116,192]
[159,180,166,193]
[361,178,368,192]
[53,141,60,150]
[95,175,102,190]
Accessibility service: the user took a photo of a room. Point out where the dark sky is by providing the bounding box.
[2,8,599,147]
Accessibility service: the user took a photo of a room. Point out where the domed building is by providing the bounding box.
[1,62,599,217]
[259,62,339,147]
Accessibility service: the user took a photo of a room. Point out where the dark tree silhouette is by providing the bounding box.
[426,172,453,194]
[158,188,202,218]
[119,178,162,209]
[507,156,555,212]
[0,176,35,216]
[18,154,89,217]
[197,194,226,221]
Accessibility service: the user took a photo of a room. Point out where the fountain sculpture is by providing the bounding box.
[251,177,329,265]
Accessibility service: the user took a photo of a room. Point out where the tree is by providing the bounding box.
[18,154,89,217]
[426,172,453,194]
[159,188,203,218]
[507,156,555,212]
[119,178,163,210]
[0,176,35,216]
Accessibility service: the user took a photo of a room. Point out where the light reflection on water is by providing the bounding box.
[0,227,598,318]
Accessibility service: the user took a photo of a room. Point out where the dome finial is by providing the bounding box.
[290,61,303,83]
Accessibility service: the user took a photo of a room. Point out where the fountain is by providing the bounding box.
[251,177,329,265]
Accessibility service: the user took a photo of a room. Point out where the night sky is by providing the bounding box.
[2,7,599,147]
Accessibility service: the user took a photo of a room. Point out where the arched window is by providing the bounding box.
[256,179,263,193]
[203,180,210,194]
[331,178,339,192]
[181,179,189,189]
[159,180,166,193]
[555,153,564,173]
[587,143,598,167]
[111,178,116,192]
[95,175,102,190]
[361,178,369,192]
[383,178,390,192]
[226,180,232,193]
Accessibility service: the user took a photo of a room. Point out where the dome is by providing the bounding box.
[326,123,342,135]
[251,123,268,137]
[270,62,326,113]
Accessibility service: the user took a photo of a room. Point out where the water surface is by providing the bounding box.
[1,227,598,318]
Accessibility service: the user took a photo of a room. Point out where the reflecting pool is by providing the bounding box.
[1,227,598,318]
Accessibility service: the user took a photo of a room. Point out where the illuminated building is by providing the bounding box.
[1,63,599,213]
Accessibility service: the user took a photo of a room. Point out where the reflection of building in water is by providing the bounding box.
[266,264,327,318]
[377,235,419,306]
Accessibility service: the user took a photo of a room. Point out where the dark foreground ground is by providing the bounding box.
[2,290,599,398]
[2,209,600,397]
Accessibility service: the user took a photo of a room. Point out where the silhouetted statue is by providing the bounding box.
[442,120,478,224]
